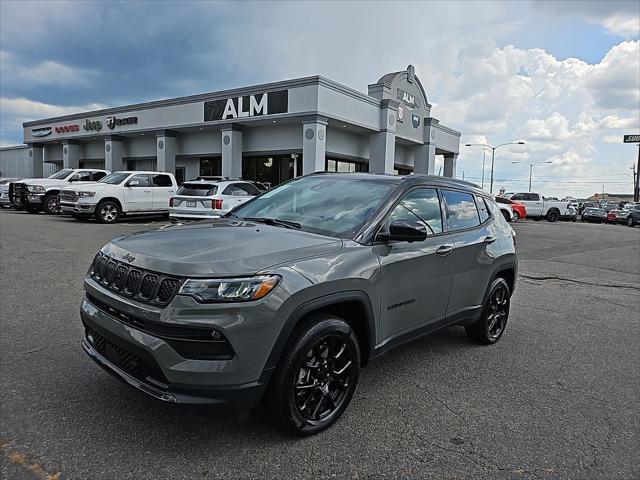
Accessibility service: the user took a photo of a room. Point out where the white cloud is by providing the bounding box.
[0,97,107,146]
[0,97,106,122]
[601,14,640,37]
[0,50,99,88]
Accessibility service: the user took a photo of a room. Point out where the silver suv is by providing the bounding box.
[81,173,517,435]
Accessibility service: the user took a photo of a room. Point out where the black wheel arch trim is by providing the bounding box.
[259,290,376,384]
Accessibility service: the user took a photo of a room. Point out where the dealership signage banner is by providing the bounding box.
[31,127,52,137]
[204,91,288,121]
[623,134,640,143]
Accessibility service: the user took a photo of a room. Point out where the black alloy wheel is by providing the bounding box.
[466,278,510,344]
[267,314,360,435]
[293,334,356,423]
[547,210,560,222]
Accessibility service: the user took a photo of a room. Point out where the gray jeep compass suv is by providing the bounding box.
[81,173,517,435]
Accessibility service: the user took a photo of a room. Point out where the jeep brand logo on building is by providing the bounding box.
[121,253,136,263]
[83,120,102,132]
[106,116,138,129]
[55,124,80,134]
[412,114,421,128]
[397,88,420,109]
[204,90,288,122]
[31,127,52,137]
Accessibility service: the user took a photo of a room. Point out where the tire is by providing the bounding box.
[629,217,635,227]
[95,200,121,224]
[572,215,577,222]
[546,210,560,222]
[512,211,519,222]
[267,313,360,436]
[501,210,511,222]
[465,278,510,345]
[43,194,60,214]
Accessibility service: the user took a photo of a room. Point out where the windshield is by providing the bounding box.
[177,183,218,196]
[233,175,396,239]
[98,172,130,185]
[48,169,74,180]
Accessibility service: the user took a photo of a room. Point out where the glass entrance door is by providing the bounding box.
[199,158,221,177]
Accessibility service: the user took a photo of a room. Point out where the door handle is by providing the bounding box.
[484,236,497,244]
[144,190,151,193]
[436,245,453,256]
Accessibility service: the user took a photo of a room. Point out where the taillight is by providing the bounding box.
[212,199,223,209]
[169,198,174,207]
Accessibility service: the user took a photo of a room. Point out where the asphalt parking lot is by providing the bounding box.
[1,211,638,480]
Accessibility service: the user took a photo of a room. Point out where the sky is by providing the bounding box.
[0,0,638,198]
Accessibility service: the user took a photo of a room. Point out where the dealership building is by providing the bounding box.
[7,65,460,185]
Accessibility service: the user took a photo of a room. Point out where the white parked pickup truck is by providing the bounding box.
[505,192,576,222]
[59,171,177,223]
[9,168,110,214]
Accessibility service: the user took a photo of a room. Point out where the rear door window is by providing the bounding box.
[151,174,173,187]
[524,193,540,201]
[510,193,525,201]
[92,171,107,181]
[442,190,481,231]
[387,188,443,235]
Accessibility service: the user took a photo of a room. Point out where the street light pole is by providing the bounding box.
[465,141,525,194]
[511,161,553,192]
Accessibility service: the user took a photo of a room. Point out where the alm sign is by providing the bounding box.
[204,91,288,121]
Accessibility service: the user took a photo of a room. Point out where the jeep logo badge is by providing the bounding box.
[122,253,136,263]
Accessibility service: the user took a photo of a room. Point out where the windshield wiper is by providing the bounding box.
[242,217,302,230]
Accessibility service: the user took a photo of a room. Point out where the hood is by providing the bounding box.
[61,181,103,191]
[101,219,343,277]
[17,178,69,187]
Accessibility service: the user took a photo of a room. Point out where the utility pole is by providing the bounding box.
[623,135,640,202]
[481,150,486,189]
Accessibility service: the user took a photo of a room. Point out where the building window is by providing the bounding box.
[175,167,185,185]
[326,158,366,173]
[199,158,221,177]
[126,160,136,171]
[242,155,300,188]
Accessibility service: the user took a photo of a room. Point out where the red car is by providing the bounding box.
[495,196,527,221]
[606,210,619,224]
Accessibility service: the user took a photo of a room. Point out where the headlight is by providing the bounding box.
[178,275,280,303]
[27,185,45,193]
[79,191,96,197]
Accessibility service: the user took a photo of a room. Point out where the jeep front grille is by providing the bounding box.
[90,252,182,306]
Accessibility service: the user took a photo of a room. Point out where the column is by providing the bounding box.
[62,142,81,169]
[413,143,436,175]
[369,99,397,174]
[28,145,44,178]
[302,117,327,174]
[105,137,124,172]
[221,127,243,178]
[156,133,176,174]
[443,153,457,178]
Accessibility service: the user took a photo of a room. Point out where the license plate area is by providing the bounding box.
[186,201,197,208]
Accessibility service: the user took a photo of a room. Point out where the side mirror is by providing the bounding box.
[378,220,428,243]
[127,180,140,187]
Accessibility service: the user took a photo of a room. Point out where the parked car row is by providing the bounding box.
[581,204,640,227]
[6,168,265,224]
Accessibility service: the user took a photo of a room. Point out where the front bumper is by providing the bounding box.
[60,200,97,215]
[79,275,292,406]
[82,333,265,406]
